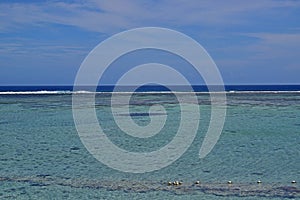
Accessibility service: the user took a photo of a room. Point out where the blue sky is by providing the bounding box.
[0,0,299,85]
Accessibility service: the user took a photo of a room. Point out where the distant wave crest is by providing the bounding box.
[0,90,73,95]
[0,90,300,95]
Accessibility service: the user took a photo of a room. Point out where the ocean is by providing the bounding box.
[0,85,299,199]
[1,85,300,93]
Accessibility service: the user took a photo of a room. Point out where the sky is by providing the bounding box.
[0,0,299,85]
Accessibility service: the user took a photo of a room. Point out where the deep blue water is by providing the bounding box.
[0,85,300,92]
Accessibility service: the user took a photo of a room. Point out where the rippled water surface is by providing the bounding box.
[0,92,299,199]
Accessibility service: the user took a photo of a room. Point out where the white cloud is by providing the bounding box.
[241,33,300,61]
[1,0,300,33]
[1,0,299,84]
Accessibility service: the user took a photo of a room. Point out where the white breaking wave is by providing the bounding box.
[0,90,72,95]
[0,90,299,95]
[225,90,300,94]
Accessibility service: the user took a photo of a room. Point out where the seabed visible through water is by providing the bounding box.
[0,176,299,198]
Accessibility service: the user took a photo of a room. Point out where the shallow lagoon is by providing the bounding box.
[0,92,299,199]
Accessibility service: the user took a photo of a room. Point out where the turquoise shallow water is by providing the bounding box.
[0,92,299,199]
